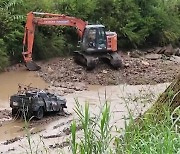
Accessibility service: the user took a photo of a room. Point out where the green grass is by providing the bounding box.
[71,101,180,154]
[71,101,113,154]
[115,106,180,154]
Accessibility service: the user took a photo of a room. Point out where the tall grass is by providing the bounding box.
[71,101,180,154]
[70,101,113,154]
[115,106,180,154]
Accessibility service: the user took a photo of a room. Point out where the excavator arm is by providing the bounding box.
[22,12,87,71]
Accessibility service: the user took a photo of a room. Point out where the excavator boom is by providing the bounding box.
[23,12,87,71]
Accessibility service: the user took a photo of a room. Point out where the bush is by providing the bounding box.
[0,0,180,66]
[33,28,66,60]
[0,39,9,71]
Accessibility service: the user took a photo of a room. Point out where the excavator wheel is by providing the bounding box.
[25,61,41,71]
[73,51,98,70]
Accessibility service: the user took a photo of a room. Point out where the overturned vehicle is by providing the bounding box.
[10,90,67,120]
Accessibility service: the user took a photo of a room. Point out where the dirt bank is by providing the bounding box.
[5,50,179,95]
[37,52,179,87]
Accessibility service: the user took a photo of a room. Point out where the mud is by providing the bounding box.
[37,53,179,87]
[0,70,54,142]
[0,109,11,125]
[49,141,70,149]
[2,137,21,145]
[0,111,71,142]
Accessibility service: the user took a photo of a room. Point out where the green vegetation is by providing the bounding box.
[114,106,180,154]
[71,101,113,154]
[71,100,180,154]
[0,39,8,71]
[0,0,180,70]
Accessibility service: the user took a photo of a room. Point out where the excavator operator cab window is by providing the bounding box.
[82,26,107,53]
[98,27,107,50]
[87,29,96,48]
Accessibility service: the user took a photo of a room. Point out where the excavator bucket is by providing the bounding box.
[25,61,41,71]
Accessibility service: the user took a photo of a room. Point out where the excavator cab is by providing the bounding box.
[81,25,107,54]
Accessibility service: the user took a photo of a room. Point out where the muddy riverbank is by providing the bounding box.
[5,52,180,88]
[0,51,179,153]
[0,83,169,153]
[36,52,179,86]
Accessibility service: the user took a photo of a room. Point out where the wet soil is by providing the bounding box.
[36,53,179,86]
[0,110,71,142]
[0,109,11,125]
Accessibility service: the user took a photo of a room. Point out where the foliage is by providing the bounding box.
[115,106,180,154]
[0,39,9,71]
[71,99,179,154]
[71,101,113,154]
[0,0,180,69]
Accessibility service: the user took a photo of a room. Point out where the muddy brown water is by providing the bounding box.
[0,120,43,141]
[0,70,49,141]
[0,70,49,108]
[0,81,169,153]
[0,70,169,147]
[0,71,102,142]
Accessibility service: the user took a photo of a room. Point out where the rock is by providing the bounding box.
[147,48,155,53]
[63,89,74,94]
[175,48,180,56]
[124,63,130,68]
[102,70,108,74]
[170,55,180,63]
[129,50,143,58]
[47,66,53,73]
[52,81,59,87]
[164,44,175,56]
[145,53,162,60]
[154,47,163,54]
[141,61,150,66]
[156,46,166,54]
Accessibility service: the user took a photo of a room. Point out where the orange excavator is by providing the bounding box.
[23,12,122,71]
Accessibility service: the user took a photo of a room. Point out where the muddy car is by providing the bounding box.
[10,91,67,120]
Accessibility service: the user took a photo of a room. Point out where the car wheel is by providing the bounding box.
[12,109,19,118]
[35,107,44,120]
